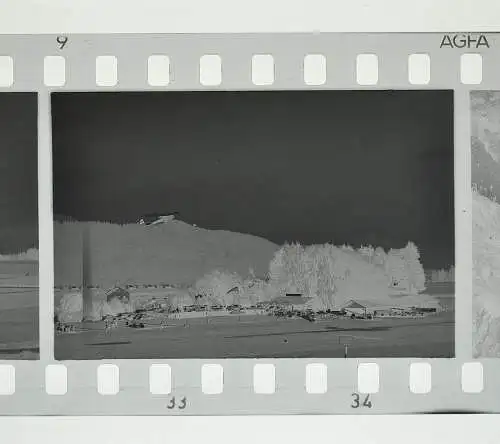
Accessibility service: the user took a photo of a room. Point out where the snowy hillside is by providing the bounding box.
[471,91,500,357]
[54,220,279,288]
[473,190,500,357]
[471,91,500,164]
[471,91,500,202]
[0,248,38,262]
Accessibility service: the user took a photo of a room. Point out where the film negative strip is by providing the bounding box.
[0,32,499,415]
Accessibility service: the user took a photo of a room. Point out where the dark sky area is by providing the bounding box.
[52,90,454,269]
[0,93,38,254]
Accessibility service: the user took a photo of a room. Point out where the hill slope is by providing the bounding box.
[471,91,500,201]
[471,92,500,357]
[472,137,500,202]
[472,190,500,357]
[54,220,279,287]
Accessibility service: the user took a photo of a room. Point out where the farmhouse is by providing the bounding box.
[137,212,179,226]
[341,297,442,318]
[105,286,130,303]
[342,299,393,317]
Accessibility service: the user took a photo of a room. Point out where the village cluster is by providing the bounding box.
[54,287,444,335]
[54,239,453,338]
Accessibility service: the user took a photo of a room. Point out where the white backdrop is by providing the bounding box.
[0,0,499,33]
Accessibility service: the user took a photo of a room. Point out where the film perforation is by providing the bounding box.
[303,54,327,86]
[357,363,380,394]
[251,54,275,86]
[149,364,172,394]
[305,363,328,394]
[43,56,66,88]
[407,53,431,85]
[253,364,276,394]
[147,55,171,87]
[356,54,379,85]
[0,359,495,414]
[460,53,483,84]
[0,361,490,396]
[97,364,120,395]
[461,362,483,393]
[0,56,14,87]
[0,51,491,90]
[95,55,118,87]
[201,364,224,394]
[409,362,432,394]
[0,365,15,395]
[45,364,67,395]
[199,54,222,87]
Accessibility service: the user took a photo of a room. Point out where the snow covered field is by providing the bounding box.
[55,310,454,360]
[0,259,39,359]
[53,220,452,358]
[54,280,454,359]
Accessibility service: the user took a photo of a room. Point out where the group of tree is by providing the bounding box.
[352,242,426,294]
[268,243,338,310]
[191,241,427,309]
[428,266,455,283]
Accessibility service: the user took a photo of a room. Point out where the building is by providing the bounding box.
[138,212,179,226]
[105,286,130,304]
[341,297,442,318]
[341,299,394,317]
[272,295,313,310]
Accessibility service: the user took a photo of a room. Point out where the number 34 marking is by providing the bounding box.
[351,393,372,409]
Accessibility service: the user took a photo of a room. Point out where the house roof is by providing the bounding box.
[344,300,366,309]
[137,213,179,225]
[105,286,130,303]
[341,297,441,310]
[342,299,394,310]
[273,295,312,305]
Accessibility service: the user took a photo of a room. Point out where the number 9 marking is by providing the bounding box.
[57,36,68,50]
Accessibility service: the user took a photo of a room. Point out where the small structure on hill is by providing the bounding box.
[138,212,179,226]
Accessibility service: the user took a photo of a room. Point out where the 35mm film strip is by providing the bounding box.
[0,32,498,415]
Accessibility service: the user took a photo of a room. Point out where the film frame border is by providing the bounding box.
[0,32,496,415]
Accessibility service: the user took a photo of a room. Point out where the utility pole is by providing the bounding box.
[82,224,93,321]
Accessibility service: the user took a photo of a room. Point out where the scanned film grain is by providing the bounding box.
[51,90,455,360]
[471,91,500,358]
[0,31,498,416]
[0,92,39,360]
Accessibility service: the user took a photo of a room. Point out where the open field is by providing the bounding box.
[0,261,39,359]
[0,260,38,282]
[425,282,455,311]
[55,309,454,360]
